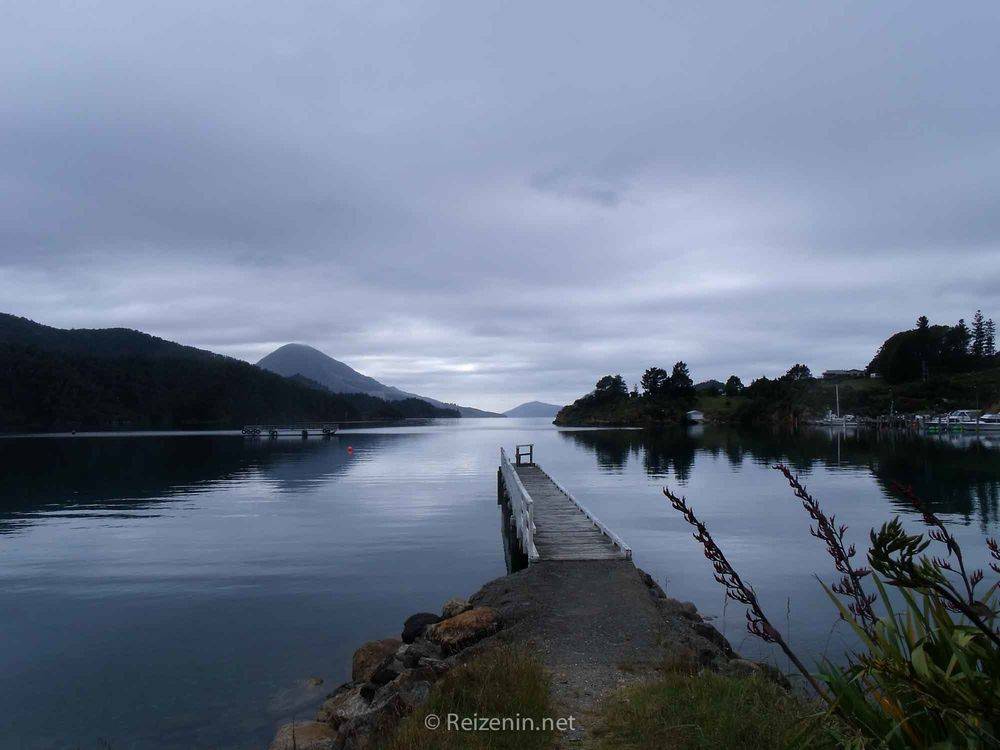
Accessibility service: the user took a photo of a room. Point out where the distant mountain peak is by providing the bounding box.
[257,343,503,418]
[503,401,564,418]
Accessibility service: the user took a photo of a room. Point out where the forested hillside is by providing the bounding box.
[0,314,457,431]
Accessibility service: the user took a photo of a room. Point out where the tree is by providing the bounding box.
[724,375,744,397]
[972,309,986,358]
[986,319,997,358]
[668,361,695,399]
[594,374,628,400]
[916,315,931,380]
[640,366,669,397]
[781,363,813,382]
[942,319,972,369]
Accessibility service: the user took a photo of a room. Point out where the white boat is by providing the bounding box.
[809,385,855,426]
[812,411,856,426]
[924,411,1000,432]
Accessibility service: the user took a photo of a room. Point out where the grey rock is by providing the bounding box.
[399,638,441,668]
[351,638,401,683]
[441,596,472,619]
[401,612,441,643]
[324,680,357,701]
[336,668,438,750]
[371,667,436,714]
[369,656,405,686]
[270,721,338,750]
[416,657,450,675]
[316,686,370,728]
[637,569,667,598]
[661,597,700,619]
[692,621,734,656]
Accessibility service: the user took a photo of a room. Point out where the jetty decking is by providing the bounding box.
[499,444,631,563]
[242,423,338,437]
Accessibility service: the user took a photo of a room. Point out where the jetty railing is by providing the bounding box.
[541,468,633,559]
[499,447,539,562]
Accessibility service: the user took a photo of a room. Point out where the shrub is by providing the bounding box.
[664,467,1000,748]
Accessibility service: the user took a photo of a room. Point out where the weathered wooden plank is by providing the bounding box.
[503,456,630,562]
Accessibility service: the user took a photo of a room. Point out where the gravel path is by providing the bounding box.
[469,560,734,746]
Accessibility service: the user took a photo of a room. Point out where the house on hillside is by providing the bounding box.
[821,369,865,379]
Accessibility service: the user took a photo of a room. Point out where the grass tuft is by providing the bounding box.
[380,645,555,750]
[591,671,824,750]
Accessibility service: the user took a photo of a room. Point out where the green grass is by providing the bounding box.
[380,645,556,750]
[590,671,825,750]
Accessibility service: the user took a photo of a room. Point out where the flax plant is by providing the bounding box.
[663,467,1000,748]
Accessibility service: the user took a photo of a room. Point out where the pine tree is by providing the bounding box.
[987,318,997,358]
[972,309,986,358]
[640,367,669,397]
[916,315,929,331]
[668,361,695,399]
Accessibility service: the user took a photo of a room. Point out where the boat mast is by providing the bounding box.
[836,385,840,419]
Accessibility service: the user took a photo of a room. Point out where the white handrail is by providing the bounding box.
[499,448,539,561]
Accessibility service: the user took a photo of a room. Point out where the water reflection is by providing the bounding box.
[560,426,1000,529]
[2,422,998,749]
[0,436,356,535]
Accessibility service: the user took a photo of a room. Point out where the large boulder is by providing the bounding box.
[336,668,438,750]
[441,596,472,619]
[398,639,441,668]
[692,621,734,657]
[426,607,501,655]
[270,721,338,750]
[369,656,405,686]
[660,597,700,619]
[351,638,401,682]
[401,612,440,643]
[370,667,436,715]
[316,685,370,728]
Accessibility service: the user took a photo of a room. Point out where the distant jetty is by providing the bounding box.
[243,423,339,438]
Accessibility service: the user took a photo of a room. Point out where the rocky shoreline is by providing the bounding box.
[269,560,782,749]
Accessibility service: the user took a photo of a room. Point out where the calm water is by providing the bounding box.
[2,419,999,749]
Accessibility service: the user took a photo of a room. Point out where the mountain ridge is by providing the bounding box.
[0,313,458,429]
[257,343,503,418]
[503,401,564,418]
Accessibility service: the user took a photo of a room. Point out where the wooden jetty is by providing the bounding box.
[243,423,339,438]
[498,444,631,563]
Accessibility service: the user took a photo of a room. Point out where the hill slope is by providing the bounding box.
[0,312,216,360]
[257,343,503,417]
[0,314,457,430]
[503,401,564,418]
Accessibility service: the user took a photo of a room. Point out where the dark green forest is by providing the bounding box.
[556,313,1000,427]
[0,314,457,431]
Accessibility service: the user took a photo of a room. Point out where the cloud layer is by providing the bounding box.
[3,1,999,410]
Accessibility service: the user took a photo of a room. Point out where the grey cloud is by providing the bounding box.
[2,1,1000,410]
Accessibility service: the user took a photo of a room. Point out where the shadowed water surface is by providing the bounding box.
[1,419,998,748]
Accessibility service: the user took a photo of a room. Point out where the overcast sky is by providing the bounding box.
[2,2,999,411]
